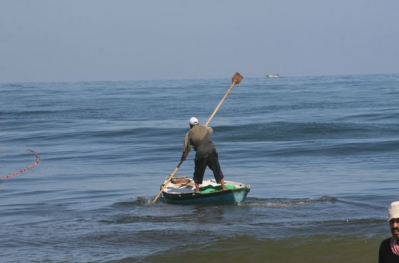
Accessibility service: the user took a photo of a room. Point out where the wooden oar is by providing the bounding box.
[205,72,243,126]
[151,72,243,204]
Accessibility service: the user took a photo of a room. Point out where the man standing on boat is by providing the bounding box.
[181,117,227,193]
[379,201,399,262]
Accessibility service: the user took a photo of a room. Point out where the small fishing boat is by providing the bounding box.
[160,176,250,204]
[266,73,280,78]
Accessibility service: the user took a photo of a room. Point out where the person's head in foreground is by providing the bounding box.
[388,201,399,243]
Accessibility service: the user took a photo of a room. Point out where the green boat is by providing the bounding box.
[161,176,250,204]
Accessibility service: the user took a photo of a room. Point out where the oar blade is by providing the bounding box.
[232,72,243,84]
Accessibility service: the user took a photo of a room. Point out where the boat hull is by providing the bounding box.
[161,177,250,204]
[266,74,280,78]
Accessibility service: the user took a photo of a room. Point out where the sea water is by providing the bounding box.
[0,74,398,262]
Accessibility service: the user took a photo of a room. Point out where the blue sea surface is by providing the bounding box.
[0,74,398,262]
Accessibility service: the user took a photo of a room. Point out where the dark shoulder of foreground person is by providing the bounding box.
[379,238,399,263]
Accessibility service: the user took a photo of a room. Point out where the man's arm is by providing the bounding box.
[181,132,190,162]
[181,152,187,162]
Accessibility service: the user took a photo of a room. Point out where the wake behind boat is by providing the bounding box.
[161,176,250,204]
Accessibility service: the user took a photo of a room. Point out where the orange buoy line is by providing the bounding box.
[0,148,40,181]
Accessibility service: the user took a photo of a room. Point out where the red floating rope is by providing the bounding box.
[1,148,40,181]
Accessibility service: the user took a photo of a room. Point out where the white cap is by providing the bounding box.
[189,117,198,125]
[388,201,399,221]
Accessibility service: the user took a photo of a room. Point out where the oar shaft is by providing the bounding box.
[205,80,237,126]
[152,160,183,204]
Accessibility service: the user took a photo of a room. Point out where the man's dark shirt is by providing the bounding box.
[379,238,399,263]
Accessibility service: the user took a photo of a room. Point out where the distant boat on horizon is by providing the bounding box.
[266,73,280,78]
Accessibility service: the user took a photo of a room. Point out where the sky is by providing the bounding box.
[0,0,398,83]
